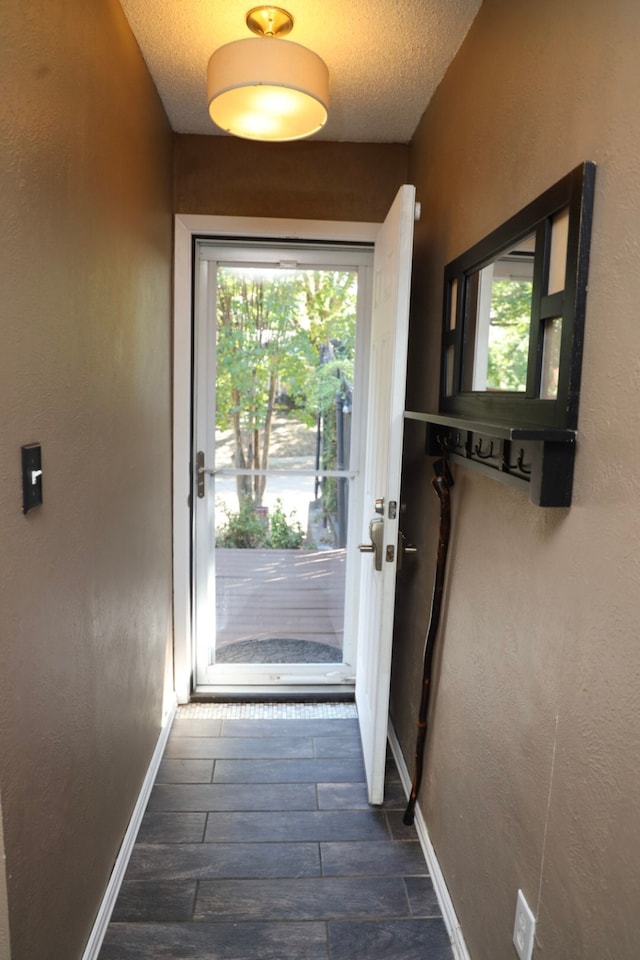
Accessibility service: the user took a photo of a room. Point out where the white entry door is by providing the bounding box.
[192,242,374,692]
[355,185,416,804]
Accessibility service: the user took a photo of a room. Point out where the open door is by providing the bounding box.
[355,184,416,804]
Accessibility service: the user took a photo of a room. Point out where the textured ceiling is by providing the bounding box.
[119,0,482,143]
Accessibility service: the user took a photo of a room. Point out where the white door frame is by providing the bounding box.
[173,214,380,703]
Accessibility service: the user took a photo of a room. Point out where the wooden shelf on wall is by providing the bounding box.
[404,411,577,507]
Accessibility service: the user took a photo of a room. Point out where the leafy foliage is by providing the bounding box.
[215,267,357,507]
[268,500,304,549]
[486,279,532,391]
[215,498,304,550]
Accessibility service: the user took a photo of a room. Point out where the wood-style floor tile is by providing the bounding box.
[100,921,328,959]
[328,918,452,960]
[312,736,362,758]
[146,781,318,812]
[320,839,428,877]
[212,757,364,783]
[220,717,358,738]
[404,876,443,918]
[194,876,410,921]
[163,736,314,760]
[169,719,223,738]
[156,759,214,783]
[136,812,207,844]
[386,808,425,839]
[111,882,196,922]
[203,809,388,843]
[124,841,320,881]
[316,781,370,809]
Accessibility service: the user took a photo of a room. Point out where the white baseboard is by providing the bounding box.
[82,696,178,960]
[388,722,471,960]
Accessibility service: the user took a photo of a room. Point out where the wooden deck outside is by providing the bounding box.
[215,547,346,654]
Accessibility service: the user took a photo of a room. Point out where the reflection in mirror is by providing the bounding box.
[444,345,455,396]
[548,209,569,295]
[449,278,458,330]
[463,233,536,393]
[541,317,562,399]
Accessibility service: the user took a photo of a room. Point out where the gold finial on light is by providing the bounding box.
[246,6,294,38]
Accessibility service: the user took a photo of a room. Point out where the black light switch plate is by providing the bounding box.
[21,443,43,514]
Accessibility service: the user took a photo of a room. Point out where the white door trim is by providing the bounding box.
[173,214,380,703]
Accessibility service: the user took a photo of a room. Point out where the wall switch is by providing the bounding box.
[21,443,43,514]
[513,889,536,960]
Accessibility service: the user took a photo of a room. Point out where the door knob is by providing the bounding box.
[359,516,384,572]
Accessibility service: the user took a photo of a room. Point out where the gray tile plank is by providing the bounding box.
[99,921,328,959]
[111,882,196,922]
[316,782,369,810]
[213,757,364,784]
[313,736,362,759]
[164,736,314,760]
[316,778,408,810]
[203,809,388,843]
[194,877,410,921]
[328,918,453,960]
[137,812,207,844]
[321,840,428,877]
[146,782,318,812]
[385,755,402,783]
[221,718,358,738]
[404,876,443,918]
[156,759,214,783]
[386,809,422,840]
[124,842,321,881]
[169,719,223,738]
[381,779,409,809]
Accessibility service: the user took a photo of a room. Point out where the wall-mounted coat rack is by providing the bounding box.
[404,411,575,507]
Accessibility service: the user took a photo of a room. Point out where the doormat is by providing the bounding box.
[216,637,342,664]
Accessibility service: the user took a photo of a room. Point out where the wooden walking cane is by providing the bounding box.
[403,444,453,826]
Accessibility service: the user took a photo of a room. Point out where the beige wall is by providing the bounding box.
[0,801,9,960]
[392,1,640,958]
[0,2,173,958]
[174,134,409,221]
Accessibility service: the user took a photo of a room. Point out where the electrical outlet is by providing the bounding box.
[513,889,536,960]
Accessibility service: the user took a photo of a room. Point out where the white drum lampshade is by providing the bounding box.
[207,36,329,142]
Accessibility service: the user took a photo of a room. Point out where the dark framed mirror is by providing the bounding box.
[407,163,596,506]
[440,162,595,430]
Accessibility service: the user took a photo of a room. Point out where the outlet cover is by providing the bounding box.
[513,889,536,960]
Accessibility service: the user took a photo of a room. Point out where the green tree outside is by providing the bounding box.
[215,266,357,516]
[486,278,533,391]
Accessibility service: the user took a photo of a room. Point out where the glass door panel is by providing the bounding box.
[194,247,371,689]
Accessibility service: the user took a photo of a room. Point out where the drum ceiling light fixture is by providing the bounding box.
[207,6,329,142]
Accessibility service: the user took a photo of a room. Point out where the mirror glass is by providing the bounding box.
[462,233,536,393]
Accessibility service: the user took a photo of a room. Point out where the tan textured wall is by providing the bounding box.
[0,2,173,958]
[174,135,409,221]
[392,1,640,958]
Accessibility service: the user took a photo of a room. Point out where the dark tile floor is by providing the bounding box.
[98,716,453,960]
